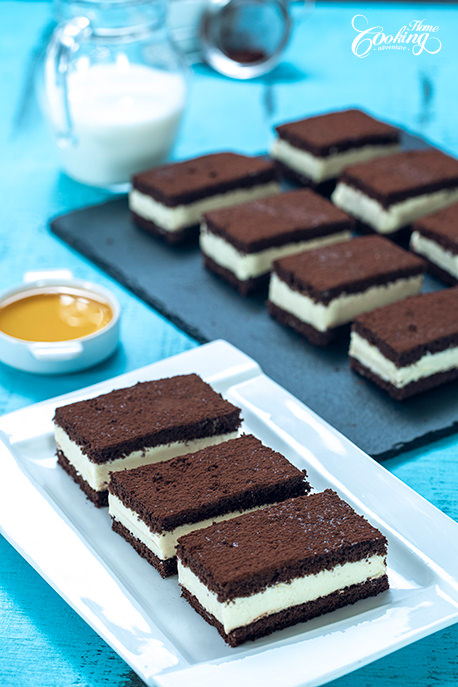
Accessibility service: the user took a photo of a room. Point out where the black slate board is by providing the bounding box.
[50,136,458,460]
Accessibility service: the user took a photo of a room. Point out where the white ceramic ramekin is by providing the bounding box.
[0,270,121,374]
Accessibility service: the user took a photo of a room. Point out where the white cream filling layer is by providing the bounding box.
[109,494,266,562]
[271,138,400,183]
[332,183,458,234]
[55,426,238,492]
[350,332,458,388]
[269,273,422,332]
[410,231,458,279]
[129,182,280,232]
[200,224,351,281]
[178,555,386,633]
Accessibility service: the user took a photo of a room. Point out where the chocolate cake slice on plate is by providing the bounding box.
[108,434,310,577]
[267,235,425,345]
[201,189,353,295]
[177,489,389,646]
[130,152,280,242]
[271,109,400,194]
[350,287,458,399]
[54,374,242,506]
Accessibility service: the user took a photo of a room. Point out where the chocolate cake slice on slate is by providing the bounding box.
[267,235,425,346]
[350,287,458,400]
[177,489,389,647]
[108,434,310,577]
[200,189,353,295]
[271,109,400,194]
[129,152,280,243]
[410,202,458,285]
[54,374,242,507]
[332,149,458,237]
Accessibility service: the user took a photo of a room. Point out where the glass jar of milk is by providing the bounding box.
[43,0,187,188]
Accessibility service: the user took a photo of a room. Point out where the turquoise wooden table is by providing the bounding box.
[1,1,458,685]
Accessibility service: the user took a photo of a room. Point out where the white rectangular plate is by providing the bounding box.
[1,340,458,687]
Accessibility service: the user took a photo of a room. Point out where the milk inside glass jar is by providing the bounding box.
[43,0,187,188]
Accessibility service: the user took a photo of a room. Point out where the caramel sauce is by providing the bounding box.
[0,290,113,342]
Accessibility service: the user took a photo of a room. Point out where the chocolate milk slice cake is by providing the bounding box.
[108,434,310,577]
[350,288,458,400]
[129,153,279,242]
[54,374,242,507]
[267,236,425,345]
[177,490,389,646]
[410,202,458,285]
[332,149,458,236]
[271,109,399,193]
[200,189,353,295]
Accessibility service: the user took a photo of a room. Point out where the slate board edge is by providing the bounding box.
[50,211,458,461]
[50,212,207,345]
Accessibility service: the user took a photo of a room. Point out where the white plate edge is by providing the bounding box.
[1,339,458,686]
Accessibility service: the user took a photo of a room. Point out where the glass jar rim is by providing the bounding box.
[54,0,167,34]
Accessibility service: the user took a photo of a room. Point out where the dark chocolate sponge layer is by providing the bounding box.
[203,189,352,254]
[57,450,108,508]
[275,109,399,158]
[112,518,177,578]
[274,161,337,196]
[353,219,412,246]
[109,434,309,532]
[352,287,458,366]
[412,202,458,255]
[423,259,458,287]
[272,236,424,304]
[350,358,458,401]
[182,575,389,647]
[132,153,277,207]
[203,255,270,296]
[131,212,199,243]
[53,374,242,464]
[340,149,458,208]
[267,301,344,346]
[177,490,387,601]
